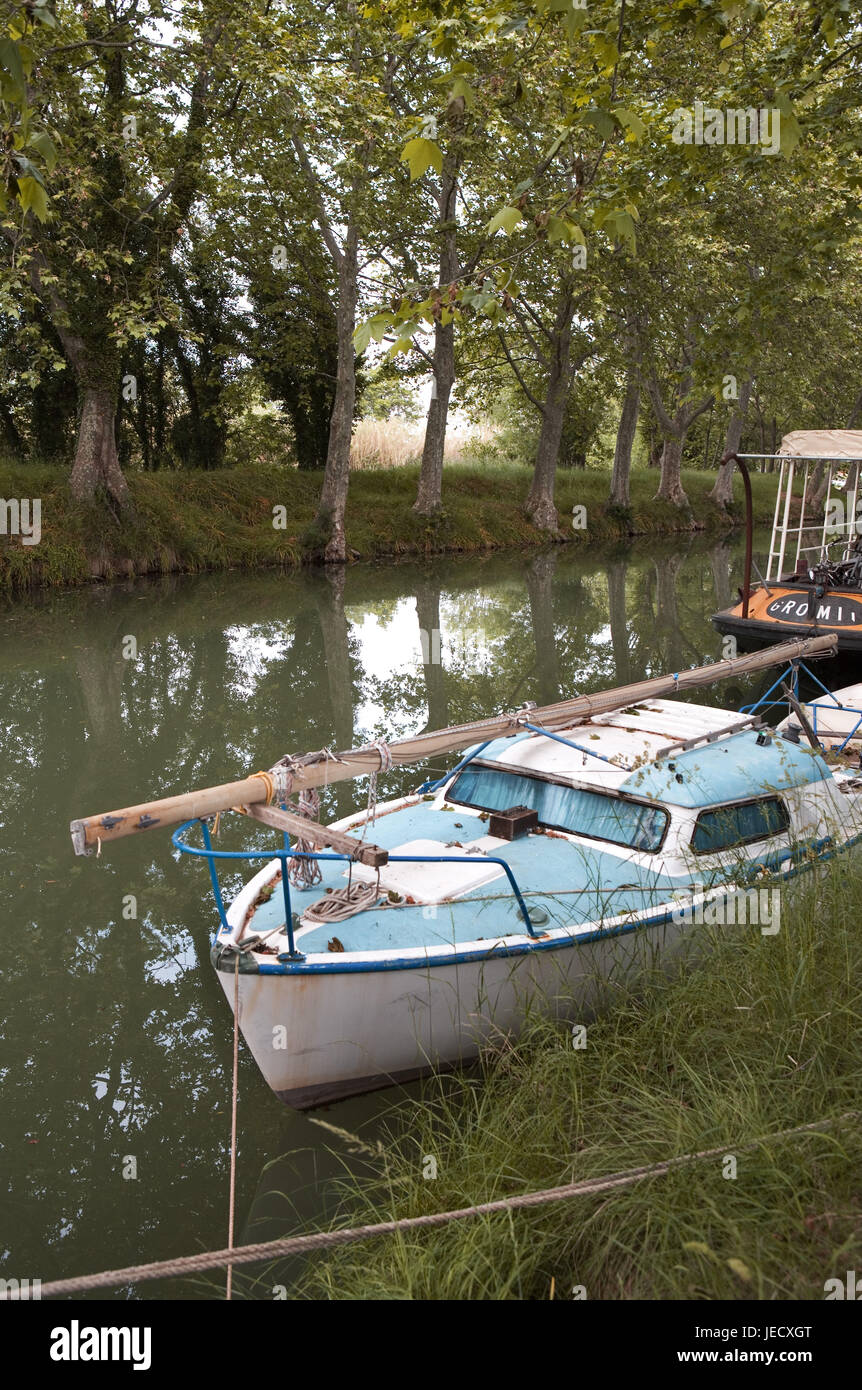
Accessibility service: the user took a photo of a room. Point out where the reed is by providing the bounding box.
[281,858,862,1300]
[349,418,502,469]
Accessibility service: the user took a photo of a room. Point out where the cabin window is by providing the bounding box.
[448,766,668,851]
[691,797,789,854]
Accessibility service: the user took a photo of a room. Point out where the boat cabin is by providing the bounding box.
[712,429,862,653]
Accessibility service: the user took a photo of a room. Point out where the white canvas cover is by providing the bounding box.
[778,430,862,460]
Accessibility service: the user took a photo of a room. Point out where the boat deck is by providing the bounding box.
[233,723,845,958]
[245,798,685,953]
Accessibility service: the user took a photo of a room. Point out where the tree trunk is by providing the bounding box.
[315,229,359,562]
[607,559,631,684]
[414,159,458,517]
[648,334,711,509]
[527,396,566,531]
[609,368,640,508]
[69,386,132,509]
[654,436,688,506]
[810,460,829,514]
[313,567,355,749]
[526,295,573,533]
[414,329,454,516]
[709,377,752,507]
[710,538,733,609]
[526,550,560,704]
[416,577,448,731]
[655,553,684,670]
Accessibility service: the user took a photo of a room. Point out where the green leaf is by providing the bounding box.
[32,0,58,26]
[29,132,58,173]
[354,311,392,354]
[386,335,414,359]
[592,34,619,69]
[400,137,443,180]
[615,108,646,141]
[0,38,25,98]
[776,99,802,158]
[547,215,568,244]
[601,209,637,253]
[17,175,48,221]
[486,206,523,236]
[353,320,374,355]
[547,216,583,245]
[578,107,617,142]
[447,75,475,109]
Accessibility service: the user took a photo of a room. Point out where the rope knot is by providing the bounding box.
[373,739,393,772]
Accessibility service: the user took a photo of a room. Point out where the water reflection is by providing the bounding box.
[0,529,842,1296]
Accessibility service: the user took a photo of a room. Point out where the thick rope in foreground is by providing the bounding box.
[25,1112,857,1299]
[225,955,240,1302]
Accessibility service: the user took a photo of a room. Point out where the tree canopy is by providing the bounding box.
[2,0,861,549]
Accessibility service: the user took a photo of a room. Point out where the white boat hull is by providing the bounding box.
[216,907,700,1108]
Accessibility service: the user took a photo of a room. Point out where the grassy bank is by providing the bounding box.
[283,860,861,1301]
[0,460,779,596]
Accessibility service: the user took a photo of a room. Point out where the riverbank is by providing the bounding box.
[0,460,779,596]
[282,858,862,1301]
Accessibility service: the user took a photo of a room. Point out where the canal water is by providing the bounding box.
[0,530,831,1298]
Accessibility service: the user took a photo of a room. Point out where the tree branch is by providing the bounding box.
[497,330,544,413]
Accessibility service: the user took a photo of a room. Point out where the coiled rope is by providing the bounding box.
[301,881,382,926]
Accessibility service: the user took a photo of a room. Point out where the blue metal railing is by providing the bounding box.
[172,814,541,959]
[520,721,632,770]
[417,739,495,793]
[741,659,862,754]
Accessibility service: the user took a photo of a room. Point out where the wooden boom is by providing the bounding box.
[70,633,838,854]
[239,803,389,868]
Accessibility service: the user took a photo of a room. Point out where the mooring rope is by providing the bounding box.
[226,954,240,1301]
[287,787,323,889]
[361,739,393,832]
[23,1111,857,1299]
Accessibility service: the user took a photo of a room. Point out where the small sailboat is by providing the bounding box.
[713,430,862,653]
[70,635,861,1109]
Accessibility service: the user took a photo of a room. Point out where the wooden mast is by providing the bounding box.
[70,634,837,854]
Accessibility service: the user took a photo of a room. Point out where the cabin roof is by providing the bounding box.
[618,729,829,807]
[457,699,830,808]
[464,698,745,790]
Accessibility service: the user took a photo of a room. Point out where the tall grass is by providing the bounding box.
[282,859,862,1300]
[0,458,780,595]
